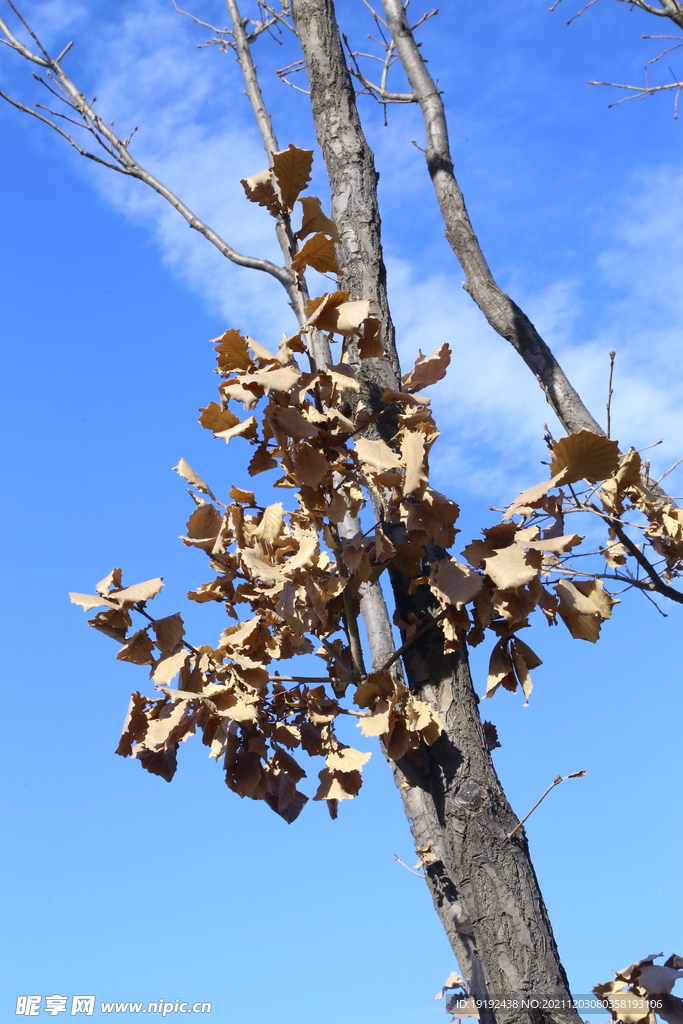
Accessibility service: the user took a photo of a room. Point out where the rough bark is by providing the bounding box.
[290,0,401,400]
[290,2,582,1020]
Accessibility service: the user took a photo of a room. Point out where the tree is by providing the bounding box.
[1,2,682,1022]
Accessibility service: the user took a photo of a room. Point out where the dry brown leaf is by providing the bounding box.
[292,443,331,488]
[95,568,122,596]
[215,415,258,444]
[354,437,402,472]
[354,671,395,709]
[291,232,339,276]
[401,343,451,393]
[152,649,190,687]
[296,196,340,241]
[88,606,131,641]
[555,578,616,642]
[358,697,393,737]
[550,430,620,484]
[325,746,371,772]
[198,401,240,435]
[271,404,320,440]
[240,169,280,213]
[70,591,117,612]
[313,767,363,801]
[510,637,542,704]
[503,470,569,520]
[229,485,256,504]
[525,533,583,554]
[116,629,156,666]
[180,504,223,551]
[172,457,216,500]
[246,365,302,394]
[109,578,165,608]
[213,329,252,372]
[401,430,428,496]
[248,445,278,476]
[115,691,152,757]
[429,558,484,609]
[272,145,314,211]
[357,317,384,358]
[483,545,542,590]
[485,639,517,698]
[152,613,185,655]
[247,335,278,364]
[252,503,285,547]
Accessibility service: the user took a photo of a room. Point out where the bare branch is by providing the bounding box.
[381,0,603,436]
[0,6,294,288]
[588,74,683,117]
[606,350,616,439]
[507,771,586,840]
[0,89,127,172]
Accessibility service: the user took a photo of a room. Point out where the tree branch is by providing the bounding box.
[380,0,604,437]
[0,6,295,290]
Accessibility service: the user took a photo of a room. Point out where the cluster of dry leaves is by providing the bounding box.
[70,146,683,823]
[594,954,683,1024]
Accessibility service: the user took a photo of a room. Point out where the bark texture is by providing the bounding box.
[290,2,582,1020]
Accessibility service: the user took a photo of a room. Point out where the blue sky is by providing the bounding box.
[1,0,682,1020]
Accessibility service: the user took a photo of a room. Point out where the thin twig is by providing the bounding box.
[606,349,616,438]
[507,771,586,840]
[393,854,425,878]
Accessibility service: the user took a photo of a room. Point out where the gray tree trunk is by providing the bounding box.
[290,2,582,1021]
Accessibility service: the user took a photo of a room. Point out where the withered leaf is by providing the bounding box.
[292,443,331,488]
[510,637,542,704]
[485,640,517,698]
[429,558,484,609]
[296,196,340,241]
[503,470,568,521]
[216,415,258,444]
[358,697,392,737]
[180,504,223,553]
[152,649,190,687]
[291,232,339,276]
[88,606,131,642]
[354,437,402,472]
[483,545,542,590]
[252,503,285,546]
[272,405,320,440]
[116,629,156,666]
[402,343,451,393]
[240,168,280,213]
[555,578,616,642]
[325,746,371,772]
[550,430,620,484]
[95,568,122,596]
[198,401,240,435]
[109,578,165,608]
[401,430,428,496]
[152,613,185,655]
[172,457,216,500]
[272,144,313,211]
[213,329,252,372]
[229,485,256,504]
[248,445,278,476]
[314,767,363,801]
[354,670,395,709]
[115,691,153,757]
[70,591,117,612]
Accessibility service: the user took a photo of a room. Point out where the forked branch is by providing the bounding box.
[0,4,295,291]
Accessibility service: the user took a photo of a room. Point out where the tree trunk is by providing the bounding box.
[290,2,583,1020]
